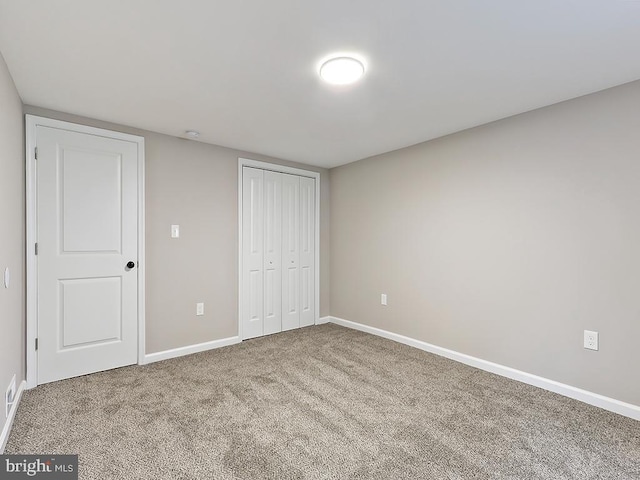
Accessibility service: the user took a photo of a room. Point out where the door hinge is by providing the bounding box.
[35,147,38,160]
[35,243,38,255]
[35,338,38,351]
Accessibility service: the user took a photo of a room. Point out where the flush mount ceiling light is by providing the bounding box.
[319,56,365,85]
[185,130,200,139]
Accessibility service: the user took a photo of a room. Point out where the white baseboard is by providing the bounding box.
[328,316,640,421]
[144,336,241,365]
[317,316,331,325]
[0,380,26,453]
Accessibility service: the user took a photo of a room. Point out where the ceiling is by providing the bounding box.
[1,1,640,168]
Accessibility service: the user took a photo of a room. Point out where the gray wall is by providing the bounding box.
[24,106,330,354]
[330,80,640,406]
[0,52,25,438]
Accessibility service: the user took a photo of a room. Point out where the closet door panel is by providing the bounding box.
[282,174,300,331]
[263,171,282,335]
[242,167,264,339]
[300,177,315,327]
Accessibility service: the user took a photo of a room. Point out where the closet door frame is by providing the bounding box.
[238,158,320,340]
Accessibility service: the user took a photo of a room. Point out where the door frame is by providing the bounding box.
[25,115,146,389]
[238,158,320,340]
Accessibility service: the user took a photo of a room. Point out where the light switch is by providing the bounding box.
[196,303,204,316]
[3,267,9,289]
[171,225,180,238]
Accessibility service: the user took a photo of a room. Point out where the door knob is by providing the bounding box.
[126,261,136,269]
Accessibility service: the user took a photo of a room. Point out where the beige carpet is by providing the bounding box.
[6,324,640,479]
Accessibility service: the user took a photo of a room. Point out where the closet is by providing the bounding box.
[241,166,316,339]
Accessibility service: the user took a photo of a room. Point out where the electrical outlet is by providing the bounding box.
[381,294,387,306]
[171,224,180,238]
[196,302,204,316]
[6,374,16,418]
[584,330,599,351]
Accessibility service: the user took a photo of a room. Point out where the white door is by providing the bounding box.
[263,171,282,335]
[282,174,300,331]
[241,165,316,339]
[242,167,264,340]
[300,176,315,327]
[37,125,139,384]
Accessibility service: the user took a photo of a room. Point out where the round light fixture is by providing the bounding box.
[319,56,365,85]
[185,130,200,139]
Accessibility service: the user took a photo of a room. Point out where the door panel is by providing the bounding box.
[299,177,315,327]
[301,266,311,318]
[249,270,262,321]
[282,174,300,331]
[61,149,122,253]
[263,171,282,335]
[60,277,122,348]
[242,167,264,339]
[37,126,138,384]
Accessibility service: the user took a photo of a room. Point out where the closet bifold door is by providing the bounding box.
[282,173,301,331]
[263,171,282,335]
[242,167,264,340]
[299,176,315,327]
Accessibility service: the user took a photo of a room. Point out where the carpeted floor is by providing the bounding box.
[6,324,640,479]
